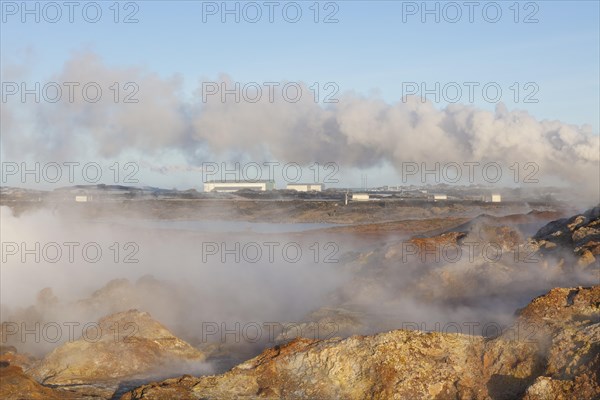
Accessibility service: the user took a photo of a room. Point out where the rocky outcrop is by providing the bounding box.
[516,286,600,399]
[120,285,600,400]
[0,345,36,371]
[517,286,600,325]
[121,331,489,400]
[0,275,200,358]
[25,310,206,397]
[523,375,599,400]
[530,205,600,268]
[0,364,69,400]
[118,332,545,400]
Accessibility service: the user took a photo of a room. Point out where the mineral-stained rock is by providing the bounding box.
[531,206,600,268]
[515,286,600,399]
[0,345,36,370]
[482,336,545,400]
[120,285,600,400]
[28,309,206,388]
[0,364,68,400]
[122,330,490,400]
[516,286,600,326]
[522,375,600,400]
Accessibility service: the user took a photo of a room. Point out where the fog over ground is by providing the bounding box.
[0,205,351,357]
[2,203,597,368]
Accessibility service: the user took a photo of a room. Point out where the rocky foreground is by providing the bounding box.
[117,286,599,400]
[1,206,598,399]
[8,285,596,400]
[119,207,598,399]
[1,310,207,399]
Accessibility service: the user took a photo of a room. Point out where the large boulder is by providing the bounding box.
[28,310,206,395]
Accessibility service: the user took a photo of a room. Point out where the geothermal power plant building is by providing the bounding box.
[286,183,324,192]
[203,180,275,193]
[352,193,370,201]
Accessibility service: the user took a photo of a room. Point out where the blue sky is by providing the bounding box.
[1,1,599,189]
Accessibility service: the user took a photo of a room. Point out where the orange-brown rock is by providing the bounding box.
[25,309,207,399]
[0,364,67,400]
[531,206,600,268]
[120,285,600,400]
[0,345,36,370]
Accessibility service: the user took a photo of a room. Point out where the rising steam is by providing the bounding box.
[2,51,598,199]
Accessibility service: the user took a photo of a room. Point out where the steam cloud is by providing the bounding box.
[0,205,349,360]
[2,51,599,198]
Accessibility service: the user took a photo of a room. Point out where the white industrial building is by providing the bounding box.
[432,194,447,201]
[286,183,323,192]
[352,193,370,201]
[74,189,91,202]
[203,180,275,193]
[491,194,502,203]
